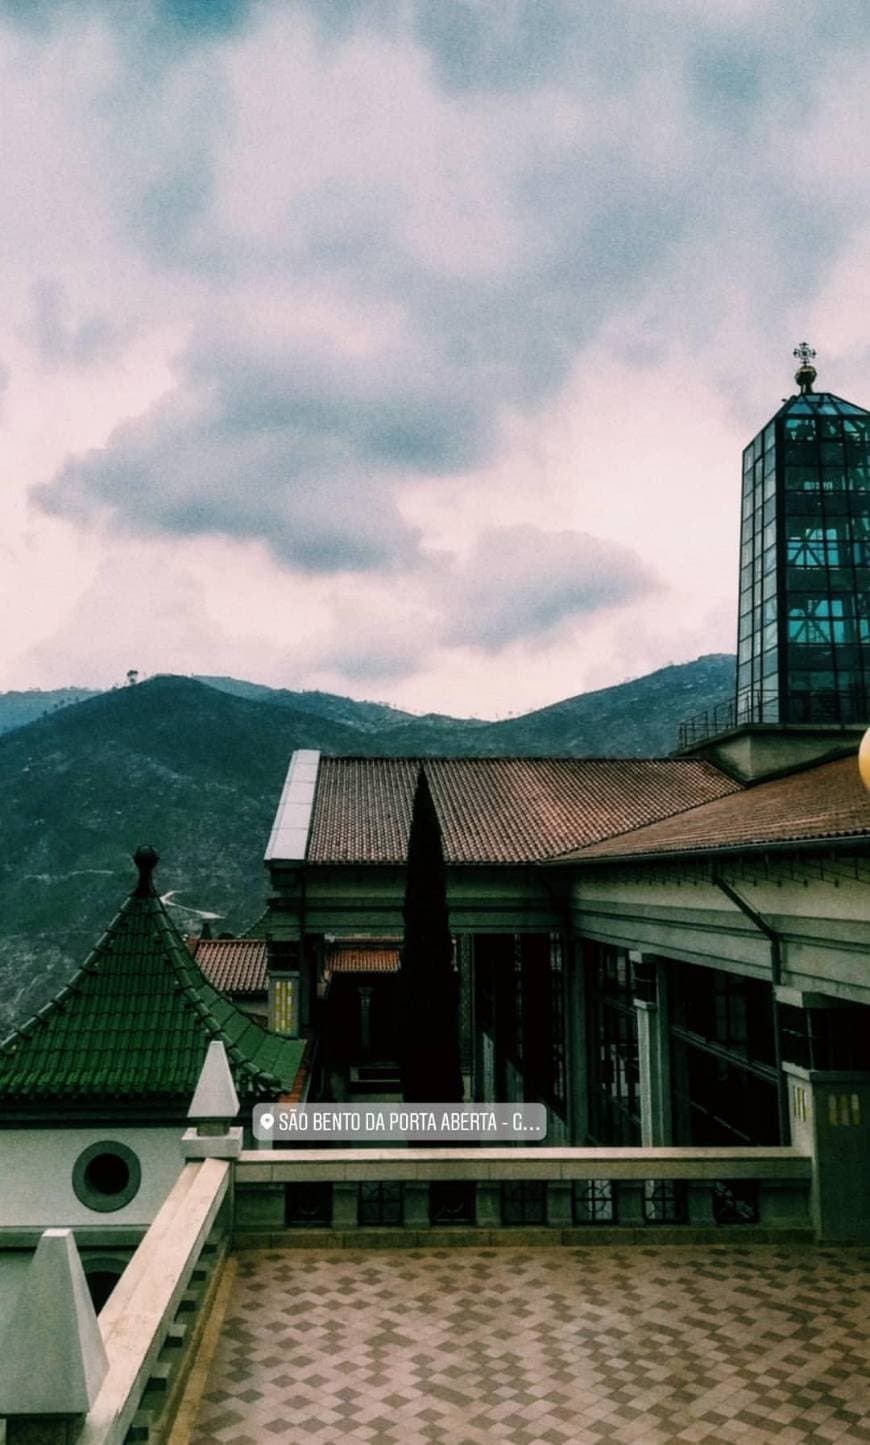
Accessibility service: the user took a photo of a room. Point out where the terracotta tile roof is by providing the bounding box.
[193,938,268,995]
[326,940,401,974]
[0,884,304,1109]
[560,755,870,863]
[305,757,740,865]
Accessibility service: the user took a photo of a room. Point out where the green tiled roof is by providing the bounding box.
[0,857,304,1109]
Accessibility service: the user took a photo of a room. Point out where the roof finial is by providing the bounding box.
[133,845,159,897]
[793,341,817,395]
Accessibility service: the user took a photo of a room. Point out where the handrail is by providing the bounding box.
[78,1157,230,1445]
[677,686,870,749]
[236,1144,811,1182]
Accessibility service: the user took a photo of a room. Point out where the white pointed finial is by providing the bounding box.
[188,1039,240,1124]
[0,1228,109,1415]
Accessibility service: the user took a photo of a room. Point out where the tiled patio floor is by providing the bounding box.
[188,1245,870,1445]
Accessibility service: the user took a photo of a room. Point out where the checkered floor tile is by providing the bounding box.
[189,1245,870,1444]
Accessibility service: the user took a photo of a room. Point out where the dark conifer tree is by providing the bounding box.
[399,766,463,1102]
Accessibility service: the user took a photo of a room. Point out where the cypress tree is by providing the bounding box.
[399,766,463,1103]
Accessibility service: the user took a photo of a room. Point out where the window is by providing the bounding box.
[359,1183,403,1226]
[572,1179,615,1224]
[587,945,641,1145]
[429,1182,475,1225]
[643,1180,687,1224]
[285,1183,332,1226]
[713,1180,759,1225]
[501,1182,546,1226]
[72,1141,141,1213]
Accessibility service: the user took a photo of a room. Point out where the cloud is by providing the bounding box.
[443,526,657,652]
[34,316,469,571]
[30,278,120,369]
[25,6,694,571]
[6,0,870,715]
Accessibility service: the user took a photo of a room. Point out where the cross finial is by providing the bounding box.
[793,341,817,394]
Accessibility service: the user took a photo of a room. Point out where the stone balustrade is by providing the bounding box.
[233,1144,813,1245]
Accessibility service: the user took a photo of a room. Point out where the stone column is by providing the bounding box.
[332,1182,359,1230]
[632,954,672,1148]
[784,1063,870,1240]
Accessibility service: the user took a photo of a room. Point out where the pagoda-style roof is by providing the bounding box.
[0,848,303,1114]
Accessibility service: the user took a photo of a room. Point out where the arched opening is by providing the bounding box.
[85,1266,123,1314]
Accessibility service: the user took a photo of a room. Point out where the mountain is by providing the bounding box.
[0,687,99,734]
[465,654,736,756]
[0,656,735,1033]
[194,676,421,733]
[194,655,736,756]
[0,677,371,1030]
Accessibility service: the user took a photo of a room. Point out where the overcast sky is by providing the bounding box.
[3,0,870,718]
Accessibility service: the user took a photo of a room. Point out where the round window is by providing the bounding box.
[86,1152,130,1196]
[72,1141,141,1213]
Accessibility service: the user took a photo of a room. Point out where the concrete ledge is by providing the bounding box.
[0,1227,147,1249]
[231,1225,816,1250]
[182,1127,243,1160]
[235,1145,813,1184]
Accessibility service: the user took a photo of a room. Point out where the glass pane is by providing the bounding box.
[784,416,816,440]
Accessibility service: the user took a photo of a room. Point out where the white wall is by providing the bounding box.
[0,1127,184,1228]
[0,1252,31,1334]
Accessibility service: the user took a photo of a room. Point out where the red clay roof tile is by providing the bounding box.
[561,754,870,862]
[195,938,267,995]
[306,757,740,865]
[326,941,401,974]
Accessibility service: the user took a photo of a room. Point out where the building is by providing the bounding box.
[187,934,270,1024]
[0,846,306,1316]
[735,343,870,726]
[1,350,868,1346]
[259,354,870,1237]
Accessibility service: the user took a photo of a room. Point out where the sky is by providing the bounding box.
[3,0,870,719]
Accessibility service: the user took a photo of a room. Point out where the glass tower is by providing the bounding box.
[736,346,870,724]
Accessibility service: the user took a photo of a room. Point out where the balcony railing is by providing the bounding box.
[677,686,870,749]
[233,1145,813,1244]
